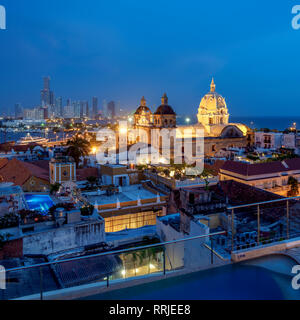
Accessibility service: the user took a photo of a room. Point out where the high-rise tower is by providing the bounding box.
[40,76,54,109]
[92,97,98,119]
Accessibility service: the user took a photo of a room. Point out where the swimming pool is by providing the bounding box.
[82,255,300,300]
[25,194,54,214]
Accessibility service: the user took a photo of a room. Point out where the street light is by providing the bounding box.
[185,117,191,124]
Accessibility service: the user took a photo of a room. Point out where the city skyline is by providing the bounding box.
[0,1,300,117]
[11,76,122,119]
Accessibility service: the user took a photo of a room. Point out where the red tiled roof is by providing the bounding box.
[77,167,99,181]
[12,144,40,152]
[0,158,9,170]
[22,162,49,181]
[204,160,225,176]
[0,158,49,186]
[215,180,283,205]
[220,160,299,176]
[0,143,41,153]
[30,160,50,171]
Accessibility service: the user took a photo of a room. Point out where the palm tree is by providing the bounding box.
[198,168,213,191]
[86,176,98,190]
[66,136,90,168]
[288,176,299,197]
[50,182,61,195]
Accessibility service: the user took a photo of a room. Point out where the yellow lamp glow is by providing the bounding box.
[119,127,127,134]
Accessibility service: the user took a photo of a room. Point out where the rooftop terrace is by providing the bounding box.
[85,184,164,206]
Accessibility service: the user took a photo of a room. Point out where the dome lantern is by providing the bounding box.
[161,93,168,105]
[210,78,216,92]
[140,96,146,107]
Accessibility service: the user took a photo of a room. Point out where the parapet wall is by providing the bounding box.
[231,237,300,262]
[23,220,105,255]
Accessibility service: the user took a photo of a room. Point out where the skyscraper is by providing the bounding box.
[103,99,108,118]
[40,76,54,107]
[107,101,116,119]
[80,101,89,118]
[80,101,84,118]
[64,105,74,119]
[92,97,98,119]
[14,103,23,119]
[85,101,89,118]
[73,101,81,118]
[49,91,55,106]
[55,97,63,118]
[66,98,71,107]
[40,77,54,120]
[44,77,50,91]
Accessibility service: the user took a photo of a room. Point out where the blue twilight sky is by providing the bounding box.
[0,0,300,117]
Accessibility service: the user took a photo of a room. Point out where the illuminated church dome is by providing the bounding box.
[153,93,176,128]
[134,97,153,126]
[197,79,229,126]
[154,93,176,115]
[135,96,152,115]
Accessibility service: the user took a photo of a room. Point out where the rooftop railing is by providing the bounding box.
[228,196,300,251]
[2,231,226,300]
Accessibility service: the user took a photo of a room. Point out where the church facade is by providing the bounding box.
[131,79,253,158]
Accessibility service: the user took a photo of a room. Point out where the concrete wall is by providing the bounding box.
[23,220,105,255]
[184,220,210,269]
[156,217,184,270]
[156,216,210,270]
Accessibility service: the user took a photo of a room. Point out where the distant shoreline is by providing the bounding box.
[176,116,299,131]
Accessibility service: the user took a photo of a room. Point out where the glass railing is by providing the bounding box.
[1,231,226,300]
